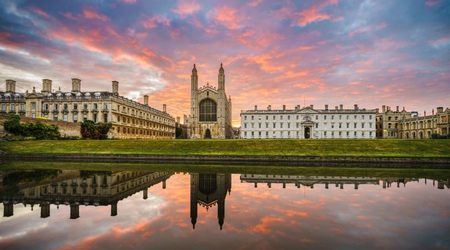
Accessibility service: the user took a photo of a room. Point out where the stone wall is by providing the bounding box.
[0,114,81,138]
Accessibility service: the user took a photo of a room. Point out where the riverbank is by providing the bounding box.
[1,139,449,167]
[1,139,449,157]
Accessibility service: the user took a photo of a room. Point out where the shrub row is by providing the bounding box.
[4,114,60,139]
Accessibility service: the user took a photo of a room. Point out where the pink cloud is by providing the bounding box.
[31,7,49,18]
[121,0,137,4]
[297,6,331,27]
[210,6,243,30]
[172,0,201,17]
[142,16,171,29]
[425,0,441,6]
[83,8,109,22]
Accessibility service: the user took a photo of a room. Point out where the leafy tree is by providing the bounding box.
[81,120,112,139]
[4,113,21,134]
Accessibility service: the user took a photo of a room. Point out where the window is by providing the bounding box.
[199,98,217,122]
[74,104,78,110]
[104,113,108,122]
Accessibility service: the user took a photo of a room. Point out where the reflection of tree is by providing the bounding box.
[1,170,60,195]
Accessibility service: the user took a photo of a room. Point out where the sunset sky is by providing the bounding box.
[0,0,449,126]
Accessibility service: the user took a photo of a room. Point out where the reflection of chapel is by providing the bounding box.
[190,173,232,230]
[188,63,233,139]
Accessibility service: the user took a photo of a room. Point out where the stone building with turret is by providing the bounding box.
[1,78,175,139]
[188,64,232,139]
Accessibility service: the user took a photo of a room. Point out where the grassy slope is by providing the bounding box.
[0,139,449,157]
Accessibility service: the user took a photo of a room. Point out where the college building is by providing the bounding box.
[240,104,376,139]
[376,105,450,139]
[187,64,233,139]
[0,79,176,139]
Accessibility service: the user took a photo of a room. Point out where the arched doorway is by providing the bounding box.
[304,127,311,139]
[204,129,212,139]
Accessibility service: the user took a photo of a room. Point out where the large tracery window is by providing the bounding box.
[199,98,217,122]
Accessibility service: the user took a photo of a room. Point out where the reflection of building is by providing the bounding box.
[190,173,231,230]
[240,104,376,139]
[1,79,176,139]
[188,64,233,139]
[1,170,172,218]
[240,174,449,190]
[240,174,379,189]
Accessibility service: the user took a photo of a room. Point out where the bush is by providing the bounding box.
[3,114,60,139]
[4,113,22,134]
[81,120,112,139]
[431,133,450,139]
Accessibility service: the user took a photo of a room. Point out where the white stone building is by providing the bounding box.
[240,104,376,139]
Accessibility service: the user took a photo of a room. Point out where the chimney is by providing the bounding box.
[42,79,52,93]
[5,79,16,92]
[437,107,443,113]
[176,116,180,124]
[144,95,149,105]
[112,81,119,95]
[283,105,286,110]
[254,105,258,111]
[163,104,167,113]
[396,106,399,112]
[382,105,386,112]
[424,111,426,116]
[310,104,314,109]
[387,106,390,111]
[354,104,358,110]
[340,104,343,110]
[335,106,338,110]
[325,104,329,110]
[432,109,434,115]
[376,108,380,113]
[183,114,188,124]
[267,105,271,111]
[402,106,405,111]
[71,78,81,92]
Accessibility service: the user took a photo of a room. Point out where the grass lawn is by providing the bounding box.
[0,139,449,157]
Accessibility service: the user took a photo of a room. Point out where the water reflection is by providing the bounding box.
[0,168,449,249]
[1,170,172,219]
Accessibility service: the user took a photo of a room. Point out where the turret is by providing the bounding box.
[218,63,225,91]
[112,81,119,95]
[5,80,16,92]
[72,78,81,92]
[191,64,198,92]
[42,79,52,93]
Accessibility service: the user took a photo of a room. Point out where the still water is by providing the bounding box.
[0,166,449,249]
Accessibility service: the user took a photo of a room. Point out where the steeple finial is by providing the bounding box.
[192,64,197,73]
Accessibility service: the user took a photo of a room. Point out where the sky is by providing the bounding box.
[0,0,449,126]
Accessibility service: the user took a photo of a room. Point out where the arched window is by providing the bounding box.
[199,98,217,122]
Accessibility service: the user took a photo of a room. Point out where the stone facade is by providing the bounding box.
[399,107,450,139]
[240,104,376,139]
[188,64,232,139]
[1,79,176,139]
[376,105,411,138]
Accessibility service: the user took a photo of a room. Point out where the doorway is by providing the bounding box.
[204,129,212,139]
[304,127,311,139]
